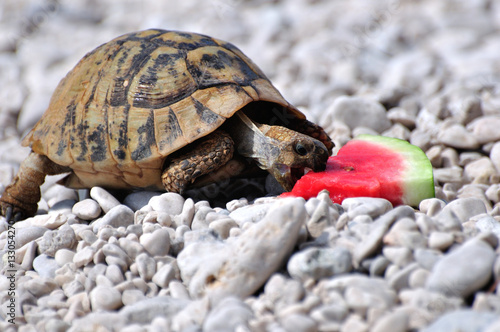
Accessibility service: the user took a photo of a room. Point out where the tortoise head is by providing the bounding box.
[226,112,330,192]
[264,126,329,191]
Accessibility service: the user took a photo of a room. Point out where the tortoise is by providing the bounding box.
[0,29,333,222]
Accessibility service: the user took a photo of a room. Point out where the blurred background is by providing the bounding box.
[1,0,500,195]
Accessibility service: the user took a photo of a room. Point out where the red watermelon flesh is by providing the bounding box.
[282,135,435,207]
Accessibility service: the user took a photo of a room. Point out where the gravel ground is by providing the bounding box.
[1,0,500,331]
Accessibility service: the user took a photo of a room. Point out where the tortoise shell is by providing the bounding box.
[23,29,308,190]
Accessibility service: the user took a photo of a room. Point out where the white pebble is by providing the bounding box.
[428,231,454,251]
[89,285,123,311]
[92,205,134,232]
[90,187,120,213]
[54,248,75,267]
[437,123,480,149]
[72,199,102,220]
[149,192,185,215]
[328,96,391,133]
[426,238,496,298]
[140,228,171,257]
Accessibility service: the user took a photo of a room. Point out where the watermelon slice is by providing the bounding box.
[282,134,435,207]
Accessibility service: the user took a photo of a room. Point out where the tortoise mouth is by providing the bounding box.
[291,166,313,184]
[276,164,312,191]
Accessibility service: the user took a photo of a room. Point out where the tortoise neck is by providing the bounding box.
[225,112,279,170]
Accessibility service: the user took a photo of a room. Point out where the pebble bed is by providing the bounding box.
[1,0,500,331]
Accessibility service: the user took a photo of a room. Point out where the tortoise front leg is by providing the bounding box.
[0,152,70,222]
[162,130,234,193]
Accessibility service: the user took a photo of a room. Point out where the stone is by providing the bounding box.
[24,277,58,297]
[78,229,98,244]
[342,197,393,220]
[399,287,463,317]
[428,231,454,251]
[414,248,442,271]
[44,319,70,332]
[203,297,253,331]
[310,301,348,329]
[263,274,305,312]
[420,310,499,332]
[288,247,352,282]
[489,141,500,172]
[381,123,411,140]
[425,145,443,168]
[475,216,500,238]
[485,184,500,203]
[92,205,134,232]
[228,202,274,226]
[178,198,306,302]
[387,262,419,292]
[149,192,185,215]
[190,206,213,230]
[208,218,238,239]
[441,147,460,167]
[102,243,132,272]
[328,96,391,133]
[408,268,430,289]
[20,241,37,270]
[14,226,49,249]
[171,298,209,331]
[105,264,125,285]
[54,248,75,267]
[353,206,415,265]
[139,228,171,257]
[434,197,487,231]
[90,187,120,213]
[62,279,85,298]
[382,246,413,267]
[426,238,496,298]
[371,310,409,332]
[118,237,145,259]
[280,313,318,332]
[120,296,189,324]
[152,263,177,288]
[89,285,122,311]
[322,275,397,316]
[123,191,160,211]
[306,196,338,238]
[387,107,416,129]
[432,166,464,184]
[122,289,146,306]
[172,198,196,228]
[29,213,68,229]
[369,256,390,276]
[464,157,497,184]
[70,312,124,331]
[419,199,446,217]
[135,253,156,282]
[226,198,248,212]
[436,122,480,149]
[340,314,368,332]
[468,115,500,144]
[33,254,59,279]
[169,280,190,300]
[72,199,102,220]
[38,224,77,257]
[73,246,96,268]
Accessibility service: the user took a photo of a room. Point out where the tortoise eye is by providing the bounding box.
[295,143,308,156]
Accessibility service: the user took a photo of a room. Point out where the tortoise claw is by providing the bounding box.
[2,206,24,224]
[4,206,13,224]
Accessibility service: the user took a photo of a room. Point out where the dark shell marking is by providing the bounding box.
[22,29,308,190]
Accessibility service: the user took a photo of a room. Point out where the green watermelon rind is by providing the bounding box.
[355,134,435,207]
